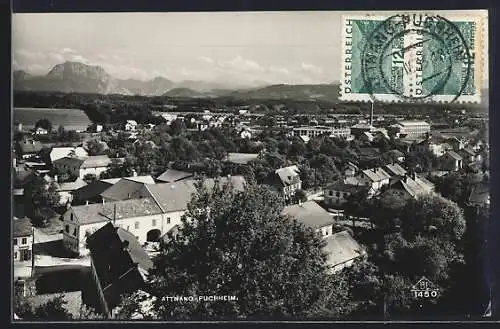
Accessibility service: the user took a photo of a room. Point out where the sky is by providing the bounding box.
[12,11,488,87]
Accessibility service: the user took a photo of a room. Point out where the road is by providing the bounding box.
[34,254,90,268]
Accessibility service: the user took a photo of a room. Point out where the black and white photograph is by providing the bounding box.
[11,9,495,322]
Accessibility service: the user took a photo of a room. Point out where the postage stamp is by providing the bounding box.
[340,12,487,103]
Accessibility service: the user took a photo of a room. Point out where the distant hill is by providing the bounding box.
[162,87,208,98]
[227,83,340,102]
[13,61,342,102]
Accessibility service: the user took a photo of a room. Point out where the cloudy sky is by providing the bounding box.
[12,11,488,87]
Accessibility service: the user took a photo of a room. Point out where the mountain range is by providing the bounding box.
[13,61,341,102]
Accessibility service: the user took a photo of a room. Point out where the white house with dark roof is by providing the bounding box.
[356,167,391,195]
[64,176,247,255]
[14,218,34,281]
[62,197,164,256]
[53,155,111,179]
[324,183,365,207]
[281,201,334,237]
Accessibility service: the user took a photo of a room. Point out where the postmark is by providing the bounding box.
[340,12,486,103]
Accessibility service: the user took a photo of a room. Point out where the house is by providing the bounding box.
[323,231,367,273]
[224,153,260,165]
[458,147,481,164]
[387,173,434,199]
[160,113,178,125]
[62,198,164,256]
[383,163,407,179]
[324,183,364,207]
[86,222,153,318]
[356,167,391,195]
[125,120,138,131]
[155,169,194,183]
[441,151,463,171]
[55,178,88,206]
[16,139,44,159]
[414,137,450,157]
[344,162,359,177]
[391,120,430,138]
[53,155,111,179]
[281,201,334,237]
[72,175,155,205]
[35,127,48,135]
[266,165,302,201]
[14,218,33,281]
[100,178,153,202]
[65,176,246,255]
[467,183,490,211]
[49,147,89,164]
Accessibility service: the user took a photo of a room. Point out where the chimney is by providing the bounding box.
[86,200,89,206]
[102,199,105,205]
[403,175,408,183]
[411,171,416,180]
[54,175,58,183]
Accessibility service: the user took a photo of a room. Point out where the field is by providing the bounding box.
[14,108,93,132]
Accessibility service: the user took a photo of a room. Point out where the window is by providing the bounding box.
[13,238,17,246]
[336,191,341,197]
[22,238,27,245]
[70,213,74,221]
[329,191,333,196]
[65,225,70,234]
[135,222,139,229]
[152,219,157,227]
[14,252,17,260]
[167,217,171,224]
[73,228,77,236]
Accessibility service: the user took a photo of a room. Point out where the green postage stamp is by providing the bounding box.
[340,12,487,103]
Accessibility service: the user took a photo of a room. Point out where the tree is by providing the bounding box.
[85,139,107,156]
[15,294,73,320]
[35,118,52,132]
[24,176,60,226]
[402,194,466,242]
[293,189,308,204]
[146,183,330,320]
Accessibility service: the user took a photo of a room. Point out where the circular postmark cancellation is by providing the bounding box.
[361,14,473,103]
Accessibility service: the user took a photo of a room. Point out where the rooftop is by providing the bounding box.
[156,169,194,183]
[361,167,391,182]
[324,231,366,271]
[57,178,88,191]
[49,147,88,163]
[398,120,431,126]
[71,198,163,225]
[445,150,463,160]
[275,165,301,186]
[383,163,407,177]
[281,201,333,229]
[13,217,32,237]
[100,178,150,201]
